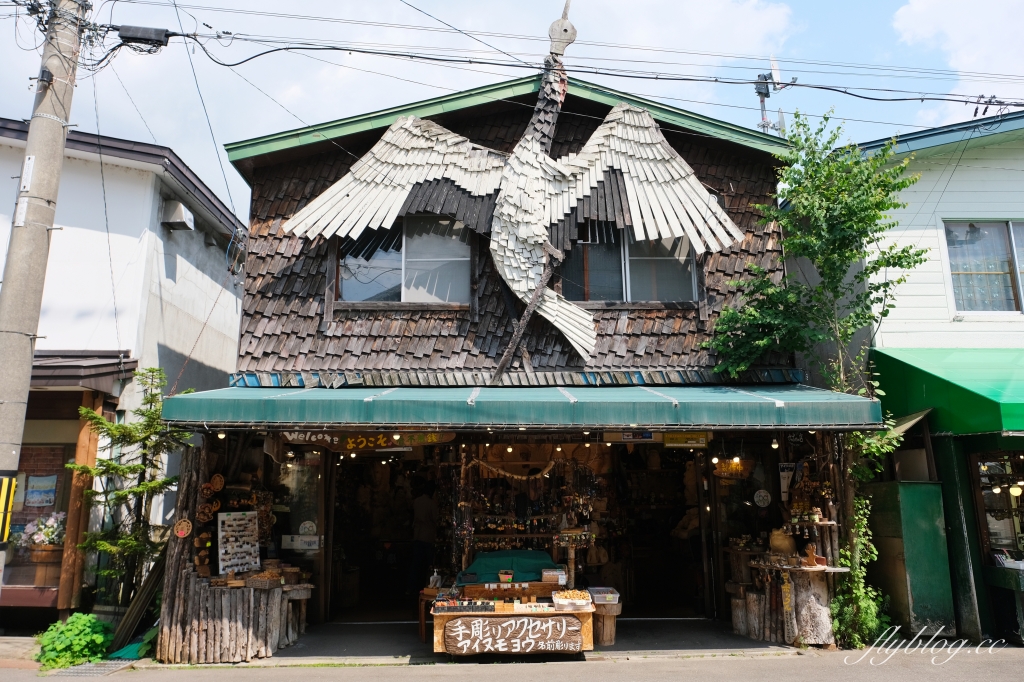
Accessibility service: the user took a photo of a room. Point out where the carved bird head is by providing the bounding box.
[548,0,577,56]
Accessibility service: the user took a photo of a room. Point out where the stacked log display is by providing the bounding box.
[158,569,307,663]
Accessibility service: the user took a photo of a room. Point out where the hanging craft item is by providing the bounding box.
[472,459,555,480]
[196,503,214,523]
[210,474,225,492]
[211,499,221,512]
[173,518,193,538]
[200,483,215,499]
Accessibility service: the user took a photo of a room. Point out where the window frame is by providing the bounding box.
[560,234,698,305]
[941,219,1024,315]
[329,216,476,313]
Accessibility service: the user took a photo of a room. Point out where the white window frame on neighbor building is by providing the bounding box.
[937,218,1024,317]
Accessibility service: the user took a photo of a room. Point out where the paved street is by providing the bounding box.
[3,646,1023,682]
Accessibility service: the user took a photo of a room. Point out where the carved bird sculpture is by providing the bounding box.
[282,3,744,360]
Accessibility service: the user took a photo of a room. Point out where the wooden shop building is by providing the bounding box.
[154,71,881,661]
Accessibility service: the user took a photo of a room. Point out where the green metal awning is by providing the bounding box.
[872,348,1024,435]
[162,385,880,431]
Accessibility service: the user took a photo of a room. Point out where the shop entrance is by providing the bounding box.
[321,436,716,623]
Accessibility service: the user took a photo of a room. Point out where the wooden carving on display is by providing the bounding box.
[443,615,583,655]
[280,1,743,361]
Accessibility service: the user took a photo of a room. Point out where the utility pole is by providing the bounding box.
[0,0,89,526]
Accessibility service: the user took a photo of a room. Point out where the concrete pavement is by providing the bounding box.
[0,645,1021,681]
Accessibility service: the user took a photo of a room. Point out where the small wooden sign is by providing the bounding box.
[280,430,455,452]
[444,615,583,655]
[664,431,709,448]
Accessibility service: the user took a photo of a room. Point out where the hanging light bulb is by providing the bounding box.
[1010,485,1023,497]
[606,442,611,447]
[519,427,526,431]
[585,443,591,448]
[583,430,590,435]
[981,464,989,471]
[507,446,514,453]
[286,462,293,468]
[556,445,562,452]
[771,438,779,449]
[217,431,226,439]
[733,456,740,463]
[350,453,356,458]
[485,443,490,447]
[381,460,386,465]
[461,443,466,448]
[808,431,816,435]
[992,486,1002,494]
[711,457,719,464]
[392,433,401,440]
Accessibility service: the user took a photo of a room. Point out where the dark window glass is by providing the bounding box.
[627,237,695,301]
[560,239,623,302]
[339,248,402,302]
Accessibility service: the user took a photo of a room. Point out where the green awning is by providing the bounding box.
[872,348,1024,435]
[162,385,880,431]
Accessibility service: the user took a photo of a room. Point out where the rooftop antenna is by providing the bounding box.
[756,55,796,136]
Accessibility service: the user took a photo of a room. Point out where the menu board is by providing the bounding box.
[217,511,260,574]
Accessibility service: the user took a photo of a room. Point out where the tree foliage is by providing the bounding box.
[707,112,926,389]
[68,368,190,606]
[707,113,928,648]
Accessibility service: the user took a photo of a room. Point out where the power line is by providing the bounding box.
[177,35,1024,109]
[171,0,236,214]
[397,0,529,68]
[91,74,122,349]
[109,63,158,143]
[113,0,1024,84]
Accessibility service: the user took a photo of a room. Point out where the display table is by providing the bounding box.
[432,606,594,655]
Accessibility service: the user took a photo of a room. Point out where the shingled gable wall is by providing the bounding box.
[238,95,789,383]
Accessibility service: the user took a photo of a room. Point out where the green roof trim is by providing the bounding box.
[162,384,879,430]
[872,348,1024,435]
[225,75,789,165]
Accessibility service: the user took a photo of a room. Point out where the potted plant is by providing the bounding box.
[17,512,67,586]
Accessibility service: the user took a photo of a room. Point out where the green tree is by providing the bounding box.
[707,112,927,647]
[69,368,190,606]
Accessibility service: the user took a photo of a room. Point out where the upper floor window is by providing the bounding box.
[339,216,471,303]
[945,221,1024,312]
[558,223,696,302]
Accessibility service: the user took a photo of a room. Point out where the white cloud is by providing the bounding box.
[893,0,1024,124]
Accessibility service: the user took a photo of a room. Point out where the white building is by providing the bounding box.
[0,118,244,610]
[863,114,1024,348]
[860,114,1024,644]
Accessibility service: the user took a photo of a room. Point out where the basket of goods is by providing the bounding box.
[498,569,514,584]
[246,570,284,589]
[282,567,301,585]
[552,589,592,611]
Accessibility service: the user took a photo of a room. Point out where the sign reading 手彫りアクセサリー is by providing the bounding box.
[444,615,583,655]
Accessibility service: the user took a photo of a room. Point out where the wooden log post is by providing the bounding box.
[731,597,748,636]
[267,587,282,655]
[746,591,764,641]
[792,571,835,646]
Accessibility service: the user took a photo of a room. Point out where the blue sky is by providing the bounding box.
[3,0,1022,216]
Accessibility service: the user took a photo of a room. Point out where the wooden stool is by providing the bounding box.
[593,602,622,646]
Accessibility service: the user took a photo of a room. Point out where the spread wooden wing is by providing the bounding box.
[557,103,745,252]
[281,116,508,240]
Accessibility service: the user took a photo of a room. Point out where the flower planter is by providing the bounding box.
[29,543,63,587]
